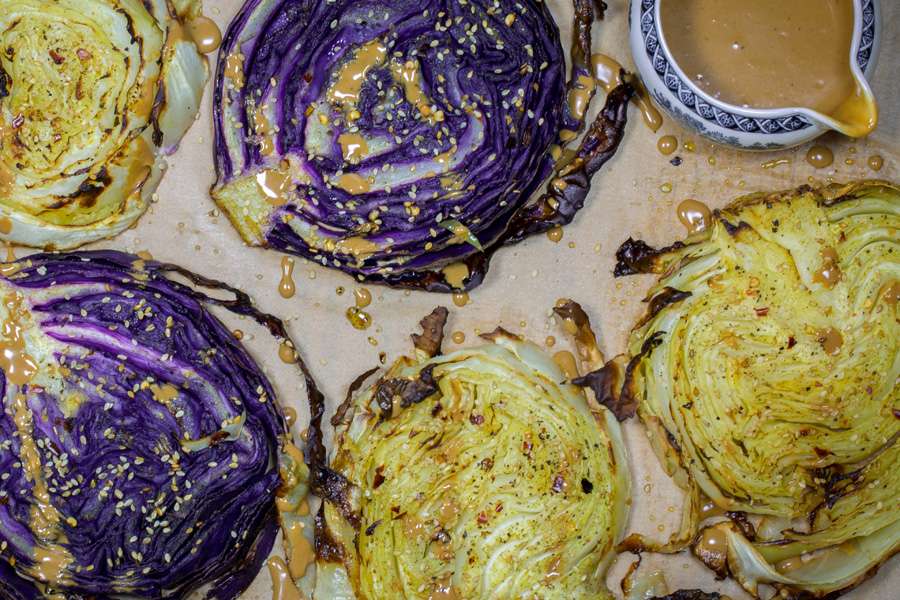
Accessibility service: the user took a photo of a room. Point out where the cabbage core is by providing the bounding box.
[312,320,629,599]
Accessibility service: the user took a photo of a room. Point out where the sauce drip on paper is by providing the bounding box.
[657,135,678,156]
[806,145,835,168]
[676,199,712,235]
[186,16,222,54]
[279,257,296,299]
[591,54,663,132]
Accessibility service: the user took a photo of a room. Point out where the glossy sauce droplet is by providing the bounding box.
[761,157,791,169]
[867,154,884,172]
[442,262,469,290]
[267,556,303,600]
[451,331,466,344]
[279,341,298,364]
[775,556,805,574]
[657,135,678,155]
[346,306,372,330]
[699,499,726,519]
[635,88,664,132]
[812,247,841,288]
[338,133,369,164]
[186,16,222,54]
[546,226,564,243]
[282,518,315,579]
[256,169,293,205]
[232,329,244,340]
[278,257,296,299]
[283,406,298,427]
[451,292,469,307]
[676,199,712,235]
[817,327,843,355]
[566,73,596,122]
[354,287,372,308]
[552,350,579,379]
[806,145,834,168]
[335,173,371,194]
[0,294,38,386]
[0,216,12,235]
[591,54,624,93]
[694,526,727,568]
[881,281,899,305]
[428,576,461,600]
[545,335,556,348]
[590,54,662,131]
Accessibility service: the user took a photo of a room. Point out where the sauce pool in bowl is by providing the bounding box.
[661,0,855,113]
[630,0,881,149]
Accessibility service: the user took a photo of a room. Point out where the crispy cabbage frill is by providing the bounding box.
[0,251,310,600]
[305,307,630,599]
[0,1,209,249]
[590,181,899,598]
[211,0,633,291]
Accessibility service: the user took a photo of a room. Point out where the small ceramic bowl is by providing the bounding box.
[629,0,882,150]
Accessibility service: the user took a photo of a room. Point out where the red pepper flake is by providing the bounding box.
[11,114,24,129]
[373,465,385,489]
[787,336,797,349]
[521,436,532,457]
[469,413,483,425]
[76,48,92,61]
[754,307,769,317]
[49,50,65,64]
[479,457,493,471]
[494,502,503,513]
[476,511,488,524]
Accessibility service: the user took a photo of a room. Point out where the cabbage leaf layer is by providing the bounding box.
[0,1,209,249]
[312,323,629,599]
[608,182,900,598]
[0,251,295,600]
[212,0,632,291]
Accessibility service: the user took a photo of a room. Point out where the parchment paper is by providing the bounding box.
[91,1,899,597]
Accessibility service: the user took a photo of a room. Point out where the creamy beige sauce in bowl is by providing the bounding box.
[655,0,877,139]
[661,0,855,112]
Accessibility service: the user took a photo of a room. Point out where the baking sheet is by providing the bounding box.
[89,0,900,597]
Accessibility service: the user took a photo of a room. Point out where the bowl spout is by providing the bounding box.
[817,79,879,138]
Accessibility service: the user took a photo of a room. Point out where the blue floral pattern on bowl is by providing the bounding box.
[632,0,880,149]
